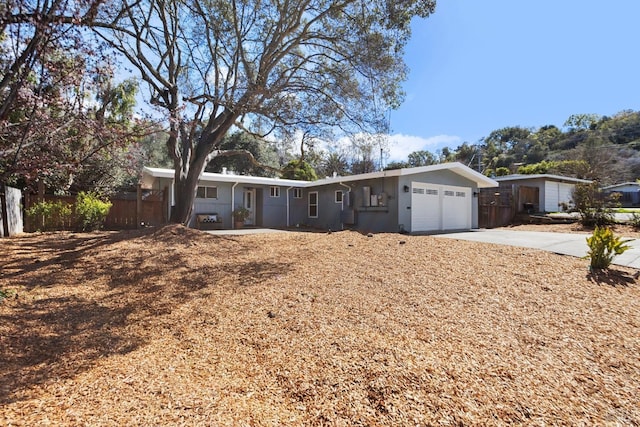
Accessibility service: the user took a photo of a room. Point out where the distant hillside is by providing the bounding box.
[475,110,640,184]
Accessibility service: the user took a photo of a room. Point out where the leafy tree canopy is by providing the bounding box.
[92,0,435,223]
[206,132,279,177]
[281,160,318,181]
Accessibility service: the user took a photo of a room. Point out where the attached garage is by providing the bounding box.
[411,183,472,232]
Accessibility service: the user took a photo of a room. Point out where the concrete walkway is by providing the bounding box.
[433,229,640,269]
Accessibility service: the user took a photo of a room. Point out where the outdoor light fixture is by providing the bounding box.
[403,185,410,193]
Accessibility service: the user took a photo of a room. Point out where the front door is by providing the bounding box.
[243,189,256,225]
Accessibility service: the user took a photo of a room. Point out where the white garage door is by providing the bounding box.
[544,181,574,212]
[411,183,441,231]
[411,182,471,232]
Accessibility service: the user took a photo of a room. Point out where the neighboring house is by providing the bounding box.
[602,182,640,207]
[491,174,592,213]
[141,162,498,233]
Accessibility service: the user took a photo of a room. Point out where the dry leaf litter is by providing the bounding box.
[0,224,639,426]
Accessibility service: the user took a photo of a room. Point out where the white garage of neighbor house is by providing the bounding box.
[141,162,498,233]
[493,174,592,213]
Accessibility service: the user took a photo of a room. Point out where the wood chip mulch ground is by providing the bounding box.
[1,224,639,426]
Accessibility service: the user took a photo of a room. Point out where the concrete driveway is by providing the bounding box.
[434,229,640,269]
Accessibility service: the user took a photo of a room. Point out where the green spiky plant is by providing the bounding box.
[585,226,633,270]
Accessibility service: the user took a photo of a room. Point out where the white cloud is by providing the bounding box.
[305,132,464,164]
[387,134,462,162]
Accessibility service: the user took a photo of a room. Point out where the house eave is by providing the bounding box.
[141,166,310,188]
[312,162,498,188]
[602,182,640,190]
[142,162,499,190]
[494,174,592,184]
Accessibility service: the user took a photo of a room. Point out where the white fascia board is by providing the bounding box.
[312,162,496,187]
[311,169,402,187]
[402,162,498,188]
[142,166,309,187]
[495,174,592,184]
[142,162,499,189]
[602,182,640,190]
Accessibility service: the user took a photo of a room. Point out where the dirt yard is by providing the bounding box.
[1,224,639,425]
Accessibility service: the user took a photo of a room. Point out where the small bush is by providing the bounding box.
[571,182,619,227]
[630,212,640,229]
[26,200,72,231]
[75,192,112,231]
[585,226,632,270]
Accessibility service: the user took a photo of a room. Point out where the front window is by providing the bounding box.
[196,186,218,199]
[308,191,318,218]
[293,188,302,198]
[335,191,343,204]
[270,186,280,197]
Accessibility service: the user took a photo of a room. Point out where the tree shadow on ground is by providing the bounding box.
[0,295,140,405]
[0,229,152,286]
[0,225,292,405]
[587,268,637,287]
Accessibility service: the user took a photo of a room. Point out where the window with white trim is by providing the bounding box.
[270,186,280,197]
[196,186,218,199]
[335,190,343,203]
[308,191,318,218]
[293,188,302,198]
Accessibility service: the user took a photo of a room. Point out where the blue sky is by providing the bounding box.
[386,1,640,161]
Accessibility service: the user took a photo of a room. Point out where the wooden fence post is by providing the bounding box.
[164,186,170,223]
[136,184,142,228]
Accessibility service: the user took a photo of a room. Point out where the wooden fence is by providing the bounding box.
[24,186,168,232]
[479,185,540,228]
[479,190,514,229]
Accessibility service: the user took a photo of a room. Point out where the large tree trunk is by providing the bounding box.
[170,155,207,225]
[168,110,239,225]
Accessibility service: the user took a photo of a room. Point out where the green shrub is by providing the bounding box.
[571,182,619,227]
[26,200,72,231]
[494,167,511,177]
[585,226,632,270]
[75,192,112,231]
[630,212,640,229]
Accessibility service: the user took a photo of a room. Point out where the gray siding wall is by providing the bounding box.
[259,185,289,228]
[303,185,345,230]
[192,182,235,228]
[192,183,291,228]
[288,188,309,228]
[397,169,482,231]
[304,178,400,232]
